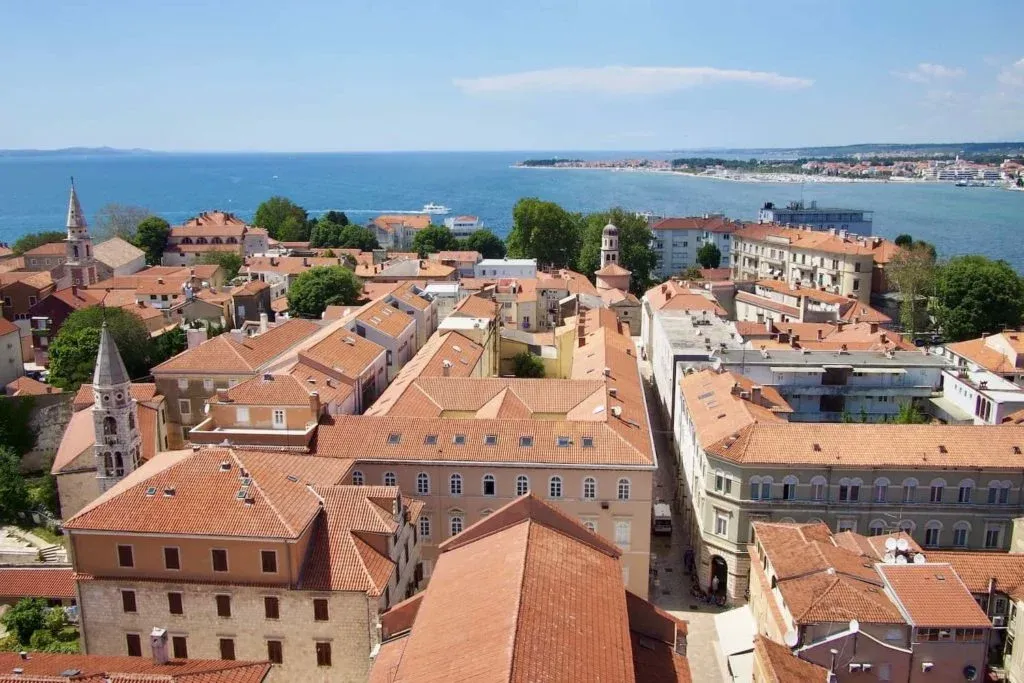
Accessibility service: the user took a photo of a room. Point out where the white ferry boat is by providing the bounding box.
[422,203,451,215]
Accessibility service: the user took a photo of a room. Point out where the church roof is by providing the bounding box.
[595,262,632,276]
[93,323,131,387]
[67,181,87,230]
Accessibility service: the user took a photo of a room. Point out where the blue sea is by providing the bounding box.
[1,151,1023,268]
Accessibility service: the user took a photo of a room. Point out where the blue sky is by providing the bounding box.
[2,0,1022,151]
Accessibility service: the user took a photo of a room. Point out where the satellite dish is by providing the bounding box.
[896,554,908,564]
[883,552,896,564]
[897,538,910,551]
[913,553,927,564]
[784,629,799,648]
[849,619,860,633]
[885,538,898,551]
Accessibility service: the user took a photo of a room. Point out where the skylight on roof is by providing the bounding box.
[453,434,467,445]
[453,345,462,352]
[485,434,498,446]
[145,486,157,497]
[388,433,402,445]
[424,434,438,445]
[520,436,534,447]
[556,436,571,447]
[582,437,594,448]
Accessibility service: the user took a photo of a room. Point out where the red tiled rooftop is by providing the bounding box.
[0,567,75,599]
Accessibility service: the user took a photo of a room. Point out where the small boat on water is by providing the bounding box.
[422,202,451,215]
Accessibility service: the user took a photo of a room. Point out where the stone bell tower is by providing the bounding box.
[65,179,98,286]
[92,323,142,491]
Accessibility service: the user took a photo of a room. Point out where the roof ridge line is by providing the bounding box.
[507,520,533,682]
[234,452,296,537]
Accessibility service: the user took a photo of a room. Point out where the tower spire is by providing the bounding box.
[93,322,131,387]
[67,179,87,231]
[91,321,141,491]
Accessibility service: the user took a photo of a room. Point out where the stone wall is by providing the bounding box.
[19,393,74,473]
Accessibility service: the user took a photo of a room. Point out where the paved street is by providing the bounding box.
[641,359,729,682]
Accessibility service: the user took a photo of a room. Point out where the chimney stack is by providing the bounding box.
[259,312,269,334]
[150,627,169,665]
[309,390,321,417]
[751,385,763,406]
[71,284,78,297]
[869,322,879,334]
[186,327,208,350]
[817,328,824,341]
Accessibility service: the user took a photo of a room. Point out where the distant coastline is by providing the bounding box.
[0,147,154,158]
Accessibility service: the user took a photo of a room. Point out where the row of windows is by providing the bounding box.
[177,236,240,245]
[354,471,633,500]
[717,474,1013,504]
[116,545,278,574]
[384,433,597,449]
[419,514,633,548]
[122,590,328,622]
[126,633,306,666]
[782,517,1007,550]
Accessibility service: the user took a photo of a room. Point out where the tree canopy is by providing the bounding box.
[49,307,152,389]
[697,242,722,269]
[198,250,243,279]
[511,351,545,378]
[0,398,37,456]
[934,255,1024,341]
[0,447,28,523]
[457,229,506,259]
[412,225,457,257]
[310,217,379,250]
[12,231,66,256]
[321,210,349,226]
[888,242,938,335]
[93,204,150,241]
[0,597,80,652]
[133,216,171,266]
[287,266,363,318]
[253,197,312,241]
[576,208,655,295]
[506,198,581,268]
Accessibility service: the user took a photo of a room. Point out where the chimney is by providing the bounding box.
[71,284,78,297]
[150,627,169,665]
[880,332,887,344]
[259,312,268,334]
[442,359,452,377]
[302,257,309,267]
[816,328,824,341]
[765,318,773,333]
[230,329,245,344]
[157,277,164,285]
[730,382,741,396]
[836,321,846,333]
[186,327,208,350]
[751,385,763,406]
[309,390,321,417]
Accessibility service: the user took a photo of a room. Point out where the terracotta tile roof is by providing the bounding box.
[287,363,352,406]
[458,277,496,292]
[232,279,268,296]
[600,288,640,306]
[299,486,422,595]
[643,281,726,315]
[734,224,891,257]
[0,271,54,290]
[372,214,431,231]
[923,552,1024,601]
[735,290,801,318]
[753,636,829,683]
[739,320,911,351]
[388,281,432,311]
[214,374,313,406]
[356,300,414,339]
[0,567,75,599]
[434,251,481,262]
[153,319,320,375]
[245,256,346,276]
[700,267,732,281]
[63,448,353,538]
[360,281,402,302]
[166,243,242,255]
[948,335,1023,376]
[376,495,637,683]
[0,653,270,683]
[51,408,98,474]
[1003,408,1024,425]
[380,594,424,640]
[0,257,25,273]
[595,262,632,276]
[838,301,891,325]
[536,268,599,296]
[5,376,61,397]
[678,370,788,453]
[172,212,248,237]
[879,563,991,628]
[832,530,921,560]
[55,393,160,471]
[94,237,144,269]
[298,327,385,381]
[0,317,17,335]
[269,295,288,313]
[42,286,103,310]
[23,242,67,256]
[450,294,497,319]
[652,216,740,233]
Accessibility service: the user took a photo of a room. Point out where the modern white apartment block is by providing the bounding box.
[442,215,482,238]
[937,366,1024,425]
[758,200,874,235]
[649,215,740,278]
[473,258,537,279]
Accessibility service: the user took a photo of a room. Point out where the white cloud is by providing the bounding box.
[894,63,966,83]
[998,58,1024,87]
[452,65,813,95]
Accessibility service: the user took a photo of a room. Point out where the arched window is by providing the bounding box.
[810,475,827,501]
[383,471,396,487]
[924,520,943,547]
[929,478,946,503]
[582,477,597,500]
[839,477,861,502]
[868,520,886,537]
[898,519,916,533]
[782,475,798,501]
[902,478,918,503]
[181,237,193,245]
[103,452,113,476]
[549,476,563,499]
[449,514,464,536]
[480,509,493,518]
[227,237,238,244]
[516,475,529,496]
[958,479,975,503]
[211,237,223,244]
[128,412,135,430]
[953,521,971,547]
[450,473,463,496]
[351,470,364,486]
[416,473,430,495]
[778,517,796,524]
[617,478,631,501]
[196,237,208,245]
[582,519,597,533]
[418,516,431,538]
[114,452,124,476]
[103,416,117,436]
[988,481,1011,505]
[873,477,890,503]
[482,474,496,496]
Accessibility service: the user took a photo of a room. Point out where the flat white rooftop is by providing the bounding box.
[478,258,537,266]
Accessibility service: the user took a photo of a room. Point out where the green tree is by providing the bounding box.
[27,473,58,517]
[1,598,46,645]
[697,242,722,269]
[93,204,150,241]
[506,198,581,268]
[336,225,379,251]
[678,265,704,280]
[253,197,311,241]
[49,307,151,389]
[511,351,545,378]
[154,326,187,365]
[892,402,928,424]
[198,251,243,279]
[458,229,507,259]
[894,234,914,248]
[12,231,66,256]
[133,216,171,266]
[888,243,937,336]
[412,225,457,257]
[321,210,349,226]
[934,255,1024,341]
[287,266,363,318]
[0,397,37,455]
[576,208,656,295]
[0,447,28,523]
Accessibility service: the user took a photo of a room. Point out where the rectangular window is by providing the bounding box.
[903,485,916,503]
[168,592,183,615]
[314,598,329,622]
[875,484,887,503]
[122,590,137,613]
[126,633,142,657]
[614,520,631,549]
[211,549,228,572]
[178,399,191,416]
[839,485,849,502]
[930,485,943,503]
[958,486,972,503]
[852,279,860,291]
[177,378,189,390]
[953,527,969,547]
[483,478,495,496]
[117,544,134,568]
[715,473,724,492]
[236,407,250,424]
[986,524,1003,549]
[172,636,188,659]
[715,510,729,536]
[315,641,332,667]
[216,594,231,617]
[219,638,235,660]
[267,640,283,664]
[272,409,285,427]
[837,519,856,533]
[203,379,214,391]
[849,485,860,502]
[812,482,824,501]
[261,550,278,573]
[264,596,280,619]
[783,483,795,500]
[925,527,940,547]
[164,547,180,570]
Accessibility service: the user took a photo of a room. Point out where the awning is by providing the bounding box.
[822,364,854,370]
[770,366,825,373]
[854,367,908,375]
[716,605,756,683]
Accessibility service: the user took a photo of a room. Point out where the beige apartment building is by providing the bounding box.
[731,224,894,303]
[675,368,1024,601]
[63,447,423,683]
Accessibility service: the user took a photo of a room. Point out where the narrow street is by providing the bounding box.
[640,358,729,682]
